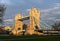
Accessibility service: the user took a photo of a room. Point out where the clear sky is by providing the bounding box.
[0,0,60,26]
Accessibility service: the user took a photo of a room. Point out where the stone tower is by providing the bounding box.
[12,14,23,35]
[26,7,41,35]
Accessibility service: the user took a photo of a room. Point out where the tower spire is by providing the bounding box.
[33,5,36,8]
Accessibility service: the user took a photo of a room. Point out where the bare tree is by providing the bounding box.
[52,22,60,30]
[0,4,6,24]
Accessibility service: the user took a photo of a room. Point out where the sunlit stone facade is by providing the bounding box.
[12,7,43,35]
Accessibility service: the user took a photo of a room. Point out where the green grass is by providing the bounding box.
[0,35,60,41]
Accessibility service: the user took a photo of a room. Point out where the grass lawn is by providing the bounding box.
[0,35,60,41]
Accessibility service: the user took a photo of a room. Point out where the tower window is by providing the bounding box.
[18,28,21,30]
[35,26,38,30]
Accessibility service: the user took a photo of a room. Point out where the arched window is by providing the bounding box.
[18,28,21,30]
[35,26,38,30]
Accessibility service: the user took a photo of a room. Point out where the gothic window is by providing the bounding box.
[18,28,21,30]
[35,26,38,30]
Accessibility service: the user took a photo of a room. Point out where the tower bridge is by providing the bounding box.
[11,7,60,35]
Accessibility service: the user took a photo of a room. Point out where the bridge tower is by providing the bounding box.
[26,7,41,35]
[12,14,23,35]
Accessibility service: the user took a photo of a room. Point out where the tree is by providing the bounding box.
[52,22,60,30]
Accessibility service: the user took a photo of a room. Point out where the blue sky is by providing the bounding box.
[0,0,60,25]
